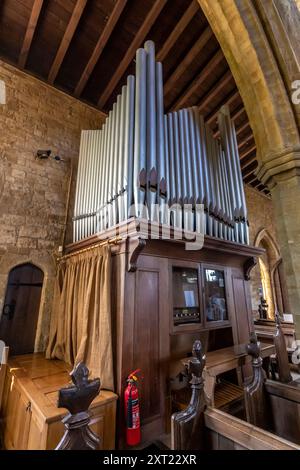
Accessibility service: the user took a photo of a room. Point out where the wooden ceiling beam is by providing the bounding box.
[157,1,199,63]
[236,119,251,136]
[250,179,261,188]
[74,0,127,97]
[164,25,213,97]
[238,133,254,150]
[98,0,167,109]
[172,49,224,110]
[206,88,240,125]
[199,70,232,112]
[48,0,88,84]
[239,143,256,160]
[18,0,44,68]
[241,160,258,178]
[231,104,245,122]
[242,168,256,181]
[244,174,258,185]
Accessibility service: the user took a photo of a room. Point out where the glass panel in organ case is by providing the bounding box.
[204,269,228,322]
[172,267,200,326]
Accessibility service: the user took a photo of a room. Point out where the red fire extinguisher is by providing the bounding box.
[124,369,142,446]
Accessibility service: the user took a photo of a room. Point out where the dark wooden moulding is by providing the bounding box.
[65,219,264,445]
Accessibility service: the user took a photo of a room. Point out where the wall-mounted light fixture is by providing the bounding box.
[35,150,64,162]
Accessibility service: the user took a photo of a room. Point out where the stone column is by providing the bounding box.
[198,0,300,334]
[257,152,300,336]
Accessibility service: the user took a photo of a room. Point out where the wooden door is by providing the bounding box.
[0,263,43,355]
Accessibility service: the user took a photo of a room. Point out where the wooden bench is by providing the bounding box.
[171,338,300,450]
[1,354,117,450]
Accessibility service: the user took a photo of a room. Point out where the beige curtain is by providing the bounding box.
[46,245,114,391]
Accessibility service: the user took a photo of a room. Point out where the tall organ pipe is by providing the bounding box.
[82,132,91,238]
[156,61,166,224]
[112,95,121,226]
[133,48,147,218]
[117,85,127,223]
[145,41,157,221]
[97,124,105,232]
[125,75,135,220]
[74,131,86,241]
[172,112,183,228]
[101,117,109,231]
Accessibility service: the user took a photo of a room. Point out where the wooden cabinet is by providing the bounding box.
[1,354,117,450]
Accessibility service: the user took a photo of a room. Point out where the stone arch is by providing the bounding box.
[0,251,56,352]
[253,228,287,318]
[254,228,281,260]
[197,0,300,173]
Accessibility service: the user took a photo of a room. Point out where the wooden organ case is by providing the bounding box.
[69,40,265,445]
[67,222,262,444]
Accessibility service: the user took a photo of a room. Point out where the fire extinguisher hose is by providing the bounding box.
[127,386,133,429]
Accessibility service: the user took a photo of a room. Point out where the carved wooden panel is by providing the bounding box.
[134,269,160,421]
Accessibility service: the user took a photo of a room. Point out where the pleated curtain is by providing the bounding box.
[46,245,114,391]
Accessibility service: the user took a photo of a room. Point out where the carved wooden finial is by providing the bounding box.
[244,334,271,428]
[188,340,206,387]
[171,340,206,450]
[246,332,261,361]
[56,362,101,450]
[275,309,282,327]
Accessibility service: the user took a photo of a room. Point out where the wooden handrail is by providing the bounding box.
[204,407,300,450]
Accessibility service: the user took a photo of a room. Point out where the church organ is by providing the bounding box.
[73,41,249,245]
[66,41,270,445]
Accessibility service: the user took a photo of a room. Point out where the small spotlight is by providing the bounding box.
[36,150,51,160]
[54,155,65,162]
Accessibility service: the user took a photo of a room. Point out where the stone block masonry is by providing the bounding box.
[0,60,105,351]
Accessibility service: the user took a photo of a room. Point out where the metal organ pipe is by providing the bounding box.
[125,75,135,220]
[73,40,250,247]
[156,61,166,224]
[133,48,147,219]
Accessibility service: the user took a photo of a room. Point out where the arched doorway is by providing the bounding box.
[0,263,44,355]
[251,229,289,319]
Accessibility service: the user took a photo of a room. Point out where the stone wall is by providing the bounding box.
[245,185,281,316]
[0,60,105,351]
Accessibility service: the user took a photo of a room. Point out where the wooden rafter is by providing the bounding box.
[157,1,198,62]
[74,0,127,97]
[199,70,232,112]
[172,49,224,110]
[242,162,258,179]
[98,0,167,109]
[249,178,261,188]
[236,120,251,136]
[18,0,44,68]
[164,26,213,97]
[244,174,258,185]
[238,133,254,149]
[48,0,88,84]
[240,143,256,160]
